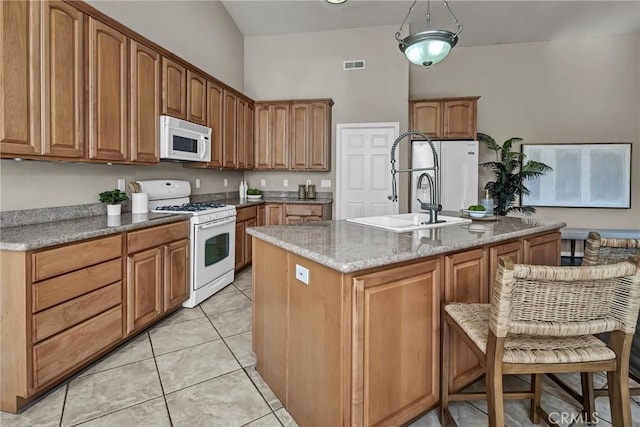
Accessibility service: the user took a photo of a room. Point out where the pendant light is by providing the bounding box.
[395,0,463,68]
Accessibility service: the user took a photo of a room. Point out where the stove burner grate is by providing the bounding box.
[155,202,227,212]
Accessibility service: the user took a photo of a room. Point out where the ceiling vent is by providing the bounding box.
[343,60,365,71]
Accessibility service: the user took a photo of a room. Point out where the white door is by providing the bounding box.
[336,123,399,219]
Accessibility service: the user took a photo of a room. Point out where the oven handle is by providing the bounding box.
[196,216,236,230]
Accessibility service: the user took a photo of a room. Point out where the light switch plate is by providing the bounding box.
[261,179,266,187]
[320,179,331,188]
[295,264,309,285]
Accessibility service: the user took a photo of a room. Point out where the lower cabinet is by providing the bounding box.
[266,202,332,225]
[524,231,561,266]
[126,222,189,334]
[235,205,257,271]
[0,219,189,413]
[265,203,284,225]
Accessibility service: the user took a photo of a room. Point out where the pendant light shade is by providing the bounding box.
[395,0,462,68]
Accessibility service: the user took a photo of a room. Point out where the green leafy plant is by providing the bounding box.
[468,205,485,211]
[478,133,552,216]
[247,188,262,195]
[99,189,129,205]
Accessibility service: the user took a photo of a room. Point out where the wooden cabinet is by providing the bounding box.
[283,203,331,224]
[88,18,127,161]
[524,231,561,266]
[351,259,441,426]
[256,99,332,171]
[206,81,224,167]
[235,206,258,271]
[488,240,522,294]
[223,90,237,168]
[41,0,84,158]
[130,40,160,163]
[186,70,206,125]
[0,235,124,412]
[235,98,255,170]
[257,205,265,226]
[126,221,189,334]
[0,1,40,156]
[410,97,479,140]
[444,248,488,392]
[265,203,284,225]
[162,57,186,119]
[246,102,255,169]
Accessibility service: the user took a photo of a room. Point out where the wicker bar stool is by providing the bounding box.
[440,256,640,427]
[548,231,640,422]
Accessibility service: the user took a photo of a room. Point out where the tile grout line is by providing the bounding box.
[58,384,69,427]
[147,332,175,427]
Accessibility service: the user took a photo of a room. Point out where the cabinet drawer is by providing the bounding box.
[236,205,257,222]
[127,221,189,253]
[33,282,122,342]
[32,306,122,388]
[32,235,122,282]
[32,258,122,312]
[284,204,323,217]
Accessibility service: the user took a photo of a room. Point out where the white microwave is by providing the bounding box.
[159,115,212,162]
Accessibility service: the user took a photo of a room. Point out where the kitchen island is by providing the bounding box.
[247,216,565,427]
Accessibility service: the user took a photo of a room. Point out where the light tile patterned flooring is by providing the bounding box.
[2,267,639,427]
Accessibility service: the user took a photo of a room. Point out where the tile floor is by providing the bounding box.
[2,267,639,427]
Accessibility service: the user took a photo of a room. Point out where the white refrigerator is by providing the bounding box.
[410,140,479,213]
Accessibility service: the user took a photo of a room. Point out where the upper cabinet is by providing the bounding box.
[129,40,160,163]
[206,81,224,168]
[186,70,206,125]
[161,57,187,120]
[236,97,255,170]
[223,90,237,168]
[255,99,332,171]
[88,18,128,161]
[409,97,479,140]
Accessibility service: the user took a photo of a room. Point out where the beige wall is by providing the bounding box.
[86,0,244,90]
[242,25,410,209]
[410,35,640,229]
[1,1,245,212]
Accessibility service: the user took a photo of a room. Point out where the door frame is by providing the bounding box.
[335,122,400,219]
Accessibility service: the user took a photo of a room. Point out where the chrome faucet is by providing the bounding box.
[388,130,442,224]
[416,172,441,224]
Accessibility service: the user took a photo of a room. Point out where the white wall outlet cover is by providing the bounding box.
[260,179,266,187]
[306,179,311,186]
[283,179,289,187]
[295,264,309,285]
[117,179,125,191]
[224,179,228,187]
[195,178,201,188]
[320,179,332,188]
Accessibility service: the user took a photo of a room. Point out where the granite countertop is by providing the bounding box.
[247,216,566,273]
[225,198,332,208]
[0,213,191,251]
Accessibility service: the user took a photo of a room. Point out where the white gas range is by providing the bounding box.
[137,180,236,308]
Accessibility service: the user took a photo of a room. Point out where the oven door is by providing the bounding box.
[192,216,236,290]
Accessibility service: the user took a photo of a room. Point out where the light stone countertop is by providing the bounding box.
[247,216,566,273]
[0,213,191,251]
[225,198,333,208]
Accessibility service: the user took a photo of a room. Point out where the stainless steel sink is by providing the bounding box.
[346,214,471,232]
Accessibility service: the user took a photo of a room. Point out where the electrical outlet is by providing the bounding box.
[320,179,331,188]
[195,179,201,188]
[117,179,125,191]
[306,179,311,186]
[260,179,266,187]
[283,179,288,187]
[224,179,228,187]
[295,264,309,285]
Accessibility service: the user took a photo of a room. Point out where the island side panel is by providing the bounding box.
[287,253,346,427]
[252,239,289,404]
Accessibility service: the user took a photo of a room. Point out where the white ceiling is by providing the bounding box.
[221,0,640,47]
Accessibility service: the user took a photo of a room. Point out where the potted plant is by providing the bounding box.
[99,189,129,216]
[478,133,551,216]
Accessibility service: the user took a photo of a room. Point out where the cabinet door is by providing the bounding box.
[352,259,441,426]
[290,103,309,170]
[41,1,83,158]
[164,239,189,311]
[130,40,159,163]
[0,1,41,156]
[223,90,237,168]
[254,104,271,169]
[186,70,206,125]
[127,247,162,333]
[265,204,283,225]
[488,240,522,299]
[206,81,223,168]
[246,218,256,264]
[88,18,127,161]
[235,221,245,270]
[285,215,303,225]
[246,102,254,169]
[271,104,289,169]
[444,248,488,391]
[257,205,265,226]
[309,102,330,170]
[411,101,441,138]
[524,232,561,266]
[161,57,186,119]
[443,99,476,139]
[236,98,247,169]
[303,216,322,223]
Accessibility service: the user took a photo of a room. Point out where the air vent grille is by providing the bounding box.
[343,60,365,71]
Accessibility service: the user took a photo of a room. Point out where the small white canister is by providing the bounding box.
[132,192,149,214]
